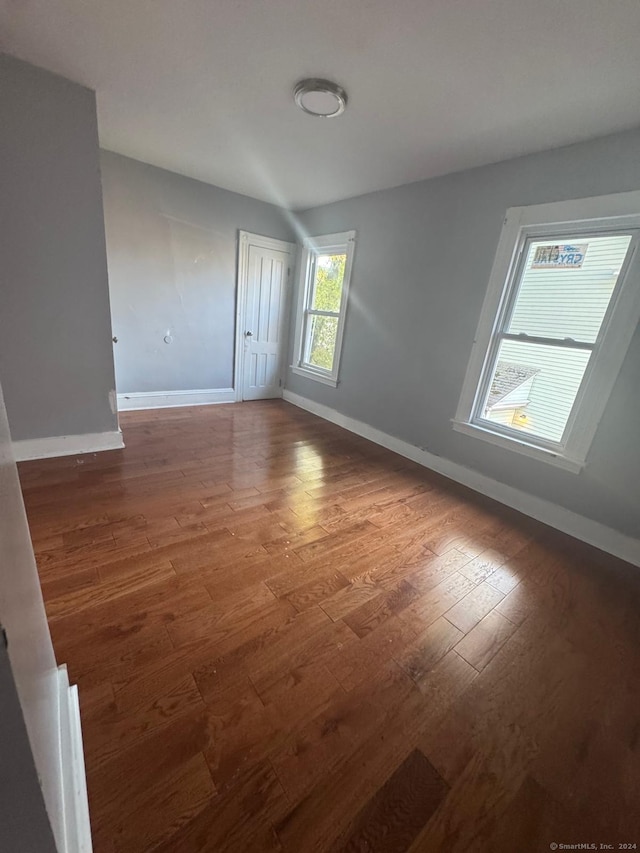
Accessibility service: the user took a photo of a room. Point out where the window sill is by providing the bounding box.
[290,365,338,387]
[451,420,585,473]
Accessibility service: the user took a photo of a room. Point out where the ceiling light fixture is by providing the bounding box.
[293,78,348,118]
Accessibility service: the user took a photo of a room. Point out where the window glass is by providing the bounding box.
[310,253,346,312]
[305,315,339,371]
[480,341,592,442]
[508,235,632,343]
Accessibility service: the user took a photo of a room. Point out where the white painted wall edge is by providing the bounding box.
[12,430,124,462]
[283,390,640,568]
[117,388,235,410]
[57,665,92,853]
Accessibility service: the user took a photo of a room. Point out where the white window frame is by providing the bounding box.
[453,191,640,473]
[291,230,356,387]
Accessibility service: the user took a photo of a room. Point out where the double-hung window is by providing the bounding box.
[454,192,640,472]
[292,231,356,387]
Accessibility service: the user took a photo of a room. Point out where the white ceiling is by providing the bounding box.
[2,0,640,210]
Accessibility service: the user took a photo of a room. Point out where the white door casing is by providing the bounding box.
[235,232,296,401]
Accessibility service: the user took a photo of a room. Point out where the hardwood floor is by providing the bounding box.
[18,400,640,852]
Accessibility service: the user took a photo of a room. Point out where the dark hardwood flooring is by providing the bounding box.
[17,400,640,852]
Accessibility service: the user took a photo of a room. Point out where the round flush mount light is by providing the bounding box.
[293,78,348,118]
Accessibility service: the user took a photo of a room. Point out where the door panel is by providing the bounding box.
[0,644,57,850]
[242,245,290,401]
[0,381,61,848]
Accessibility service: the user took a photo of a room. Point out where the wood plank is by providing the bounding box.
[454,609,518,671]
[154,760,289,853]
[83,671,204,768]
[111,753,215,852]
[342,579,420,638]
[398,571,476,634]
[394,616,464,683]
[284,569,350,612]
[270,661,416,803]
[443,581,505,633]
[333,749,448,853]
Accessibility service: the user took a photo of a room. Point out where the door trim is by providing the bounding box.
[58,664,93,853]
[234,231,297,402]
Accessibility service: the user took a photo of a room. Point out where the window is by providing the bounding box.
[292,230,356,386]
[454,192,640,472]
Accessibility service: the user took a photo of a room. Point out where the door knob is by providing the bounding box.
[245,331,253,337]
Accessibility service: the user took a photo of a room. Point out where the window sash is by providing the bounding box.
[301,256,344,370]
[500,229,633,339]
[308,254,346,313]
[305,309,340,319]
[301,307,341,368]
[500,332,594,349]
[469,226,639,452]
[474,337,595,449]
[292,230,356,386]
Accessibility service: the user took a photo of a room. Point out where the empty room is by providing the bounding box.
[1,2,640,851]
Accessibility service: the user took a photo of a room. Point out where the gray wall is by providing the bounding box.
[287,127,640,539]
[101,151,295,394]
[0,54,118,441]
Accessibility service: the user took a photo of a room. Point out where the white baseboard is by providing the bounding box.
[57,666,92,853]
[283,390,640,568]
[13,430,124,462]
[117,388,236,411]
